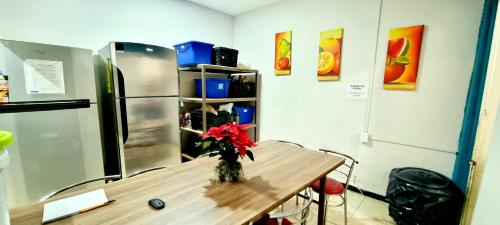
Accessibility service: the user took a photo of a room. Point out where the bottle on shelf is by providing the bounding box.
[0,70,9,103]
[185,112,192,129]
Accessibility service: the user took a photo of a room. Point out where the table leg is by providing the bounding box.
[317,176,326,225]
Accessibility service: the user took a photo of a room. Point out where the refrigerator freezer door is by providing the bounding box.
[0,40,96,102]
[0,105,104,207]
[117,97,180,177]
[113,43,178,97]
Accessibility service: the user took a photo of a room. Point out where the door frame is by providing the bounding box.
[461,7,500,224]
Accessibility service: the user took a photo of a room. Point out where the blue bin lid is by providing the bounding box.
[194,78,230,82]
[235,106,255,111]
[173,41,214,49]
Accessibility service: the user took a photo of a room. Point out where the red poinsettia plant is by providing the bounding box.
[199,123,257,162]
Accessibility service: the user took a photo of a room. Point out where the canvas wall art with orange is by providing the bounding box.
[318,28,343,81]
[383,25,424,90]
[275,31,292,75]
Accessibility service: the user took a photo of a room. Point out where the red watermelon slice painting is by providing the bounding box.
[384,25,424,90]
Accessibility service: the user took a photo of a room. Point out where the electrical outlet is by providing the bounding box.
[360,132,370,143]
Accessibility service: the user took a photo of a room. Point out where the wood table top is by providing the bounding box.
[10,140,345,225]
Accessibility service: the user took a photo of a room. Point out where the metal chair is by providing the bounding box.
[277,140,304,148]
[40,166,167,201]
[277,140,307,207]
[127,166,167,178]
[251,188,314,225]
[311,149,358,225]
[39,175,121,201]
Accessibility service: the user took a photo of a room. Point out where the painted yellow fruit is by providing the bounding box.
[320,38,341,55]
[318,51,335,75]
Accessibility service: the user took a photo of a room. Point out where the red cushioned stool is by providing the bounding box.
[297,149,358,225]
[266,218,293,225]
[311,177,345,195]
[250,188,314,225]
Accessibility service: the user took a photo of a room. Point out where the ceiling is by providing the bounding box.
[187,0,284,16]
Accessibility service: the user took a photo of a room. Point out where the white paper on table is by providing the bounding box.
[345,82,369,100]
[42,189,109,224]
[23,59,65,94]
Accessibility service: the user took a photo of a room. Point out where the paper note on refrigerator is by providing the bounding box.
[24,59,65,94]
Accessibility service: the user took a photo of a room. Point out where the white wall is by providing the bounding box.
[0,0,234,207]
[471,106,500,224]
[369,0,481,152]
[234,0,483,194]
[0,0,485,197]
[0,0,233,51]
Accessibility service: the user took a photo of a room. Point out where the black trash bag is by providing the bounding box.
[386,167,464,225]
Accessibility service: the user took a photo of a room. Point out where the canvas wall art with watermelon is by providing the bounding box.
[384,25,424,90]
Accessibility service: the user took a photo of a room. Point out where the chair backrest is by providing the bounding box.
[127,166,167,178]
[277,140,304,148]
[39,175,121,201]
[319,149,358,190]
[268,188,314,224]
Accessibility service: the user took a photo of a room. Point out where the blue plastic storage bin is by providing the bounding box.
[235,106,255,124]
[173,41,214,66]
[194,78,230,98]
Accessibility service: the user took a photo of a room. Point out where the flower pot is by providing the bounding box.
[216,159,242,183]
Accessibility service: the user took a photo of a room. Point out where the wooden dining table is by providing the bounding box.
[10,140,345,225]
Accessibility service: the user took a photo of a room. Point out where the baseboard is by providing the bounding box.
[346,185,388,203]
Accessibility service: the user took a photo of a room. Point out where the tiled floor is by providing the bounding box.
[281,190,396,225]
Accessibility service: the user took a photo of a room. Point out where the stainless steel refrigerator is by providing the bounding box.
[0,40,104,207]
[96,42,180,178]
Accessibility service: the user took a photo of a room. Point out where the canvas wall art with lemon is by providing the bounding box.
[318,28,343,81]
[274,31,292,75]
[384,25,424,90]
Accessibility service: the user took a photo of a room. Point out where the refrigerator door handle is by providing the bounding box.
[117,68,129,144]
